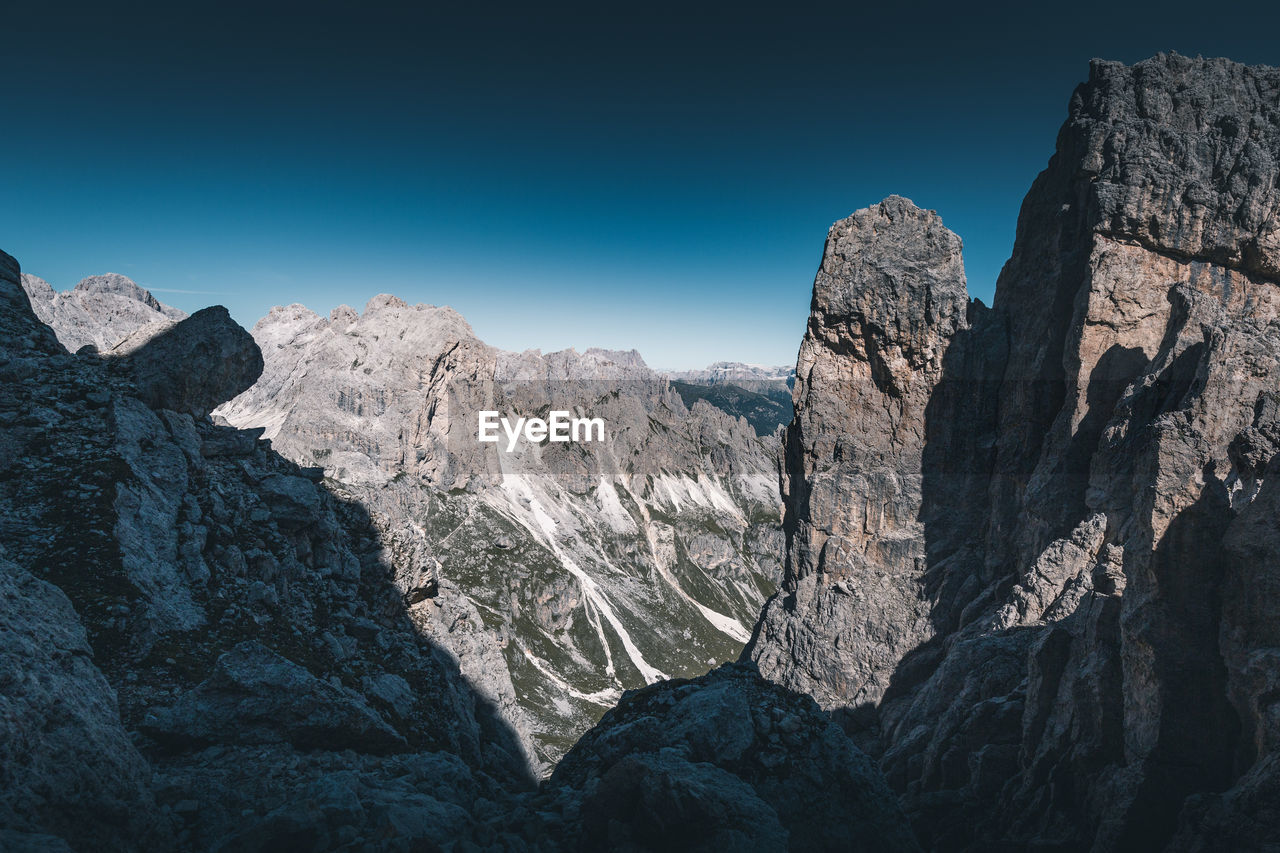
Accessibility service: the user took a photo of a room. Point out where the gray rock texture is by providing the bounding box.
[749,195,972,713]
[544,662,920,852]
[3,246,873,852]
[12,49,1280,853]
[0,555,163,850]
[0,258,533,847]
[748,53,1280,850]
[21,271,185,353]
[141,641,408,754]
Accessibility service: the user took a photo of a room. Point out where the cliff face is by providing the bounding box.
[749,54,1280,850]
[748,196,979,714]
[0,249,534,849]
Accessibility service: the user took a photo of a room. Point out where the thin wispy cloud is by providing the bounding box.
[145,287,227,295]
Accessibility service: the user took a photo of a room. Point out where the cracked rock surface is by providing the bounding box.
[748,53,1280,850]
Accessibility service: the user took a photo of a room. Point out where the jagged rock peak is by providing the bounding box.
[749,53,1280,850]
[813,196,969,370]
[748,194,975,713]
[1052,52,1280,278]
[73,273,167,312]
[358,292,474,329]
[18,268,187,353]
[497,346,653,380]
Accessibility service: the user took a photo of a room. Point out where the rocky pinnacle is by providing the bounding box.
[748,53,1280,850]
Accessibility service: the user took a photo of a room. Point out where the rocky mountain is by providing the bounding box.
[21,272,185,353]
[19,276,786,770]
[0,246,913,851]
[211,300,784,768]
[666,362,796,436]
[748,53,1280,850]
[665,361,795,386]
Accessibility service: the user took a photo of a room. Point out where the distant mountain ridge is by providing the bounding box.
[21,272,185,354]
[665,361,796,436]
[664,361,795,385]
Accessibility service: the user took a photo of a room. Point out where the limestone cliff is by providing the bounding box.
[21,272,185,353]
[749,53,1280,850]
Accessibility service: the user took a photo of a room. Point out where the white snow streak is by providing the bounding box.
[496,471,668,685]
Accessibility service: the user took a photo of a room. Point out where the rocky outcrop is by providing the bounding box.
[216,297,784,768]
[115,306,264,416]
[141,641,408,754]
[749,195,974,714]
[544,662,920,852]
[0,555,162,850]
[748,53,1280,850]
[21,271,185,353]
[0,256,530,848]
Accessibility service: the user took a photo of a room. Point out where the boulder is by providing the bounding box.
[117,306,263,416]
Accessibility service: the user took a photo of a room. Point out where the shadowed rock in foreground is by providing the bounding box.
[548,663,919,852]
[115,305,264,416]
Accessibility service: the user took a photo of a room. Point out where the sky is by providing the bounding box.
[3,2,1280,369]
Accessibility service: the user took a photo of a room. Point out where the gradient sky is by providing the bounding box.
[4,2,1279,368]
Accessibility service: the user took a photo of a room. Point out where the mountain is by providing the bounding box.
[666,361,794,385]
[211,299,784,768]
[665,362,796,436]
[0,247,911,850]
[669,380,792,436]
[21,284,786,769]
[747,53,1280,850]
[21,272,185,353]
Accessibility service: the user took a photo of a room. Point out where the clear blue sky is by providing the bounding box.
[3,1,1278,368]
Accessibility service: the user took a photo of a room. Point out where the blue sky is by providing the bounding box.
[3,2,1278,368]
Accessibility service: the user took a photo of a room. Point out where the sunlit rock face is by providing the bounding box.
[748,53,1280,850]
[21,271,186,354]
[214,296,784,768]
[749,194,973,714]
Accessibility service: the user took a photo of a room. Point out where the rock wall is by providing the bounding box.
[0,254,528,847]
[748,53,1280,850]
